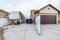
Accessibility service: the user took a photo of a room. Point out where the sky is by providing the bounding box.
[0,0,60,17]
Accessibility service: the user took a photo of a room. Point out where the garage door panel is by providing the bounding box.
[41,15,56,24]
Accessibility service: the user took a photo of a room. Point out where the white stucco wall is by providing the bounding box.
[0,18,9,26]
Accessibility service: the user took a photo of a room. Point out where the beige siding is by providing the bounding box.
[58,13,60,20]
[30,10,36,22]
[30,10,35,19]
[39,13,58,15]
[40,6,58,13]
[0,11,9,18]
[58,13,60,23]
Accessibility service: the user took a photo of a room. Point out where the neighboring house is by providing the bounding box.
[0,9,9,18]
[9,11,25,24]
[30,4,60,24]
[0,9,10,26]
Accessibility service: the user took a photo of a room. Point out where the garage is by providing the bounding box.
[41,15,56,24]
[30,4,59,24]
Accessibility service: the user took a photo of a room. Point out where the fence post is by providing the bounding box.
[0,27,3,40]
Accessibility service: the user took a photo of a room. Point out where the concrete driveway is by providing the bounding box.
[4,24,60,40]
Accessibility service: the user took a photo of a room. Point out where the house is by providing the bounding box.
[0,9,10,26]
[30,4,60,24]
[0,9,9,18]
[9,11,25,24]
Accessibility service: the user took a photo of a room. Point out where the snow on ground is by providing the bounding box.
[4,24,60,40]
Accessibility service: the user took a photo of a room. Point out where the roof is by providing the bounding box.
[31,10,39,13]
[0,9,10,14]
[39,4,60,12]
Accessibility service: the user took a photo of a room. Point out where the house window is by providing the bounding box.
[48,7,50,9]
[6,14,8,16]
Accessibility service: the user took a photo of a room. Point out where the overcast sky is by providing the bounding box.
[0,0,60,17]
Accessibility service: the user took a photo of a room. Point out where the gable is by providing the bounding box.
[39,5,58,13]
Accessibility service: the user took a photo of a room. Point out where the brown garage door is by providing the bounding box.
[41,15,56,24]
